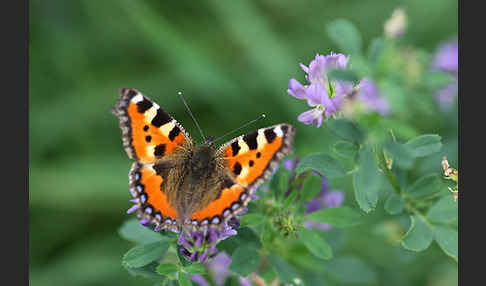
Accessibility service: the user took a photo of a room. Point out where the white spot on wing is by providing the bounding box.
[131,94,143,103]
[143,106,158,123]
[237,139,249,154]
[160,121,176,136]
[257,129,267,150]
[274,126,284,137]
[238,166,249,180]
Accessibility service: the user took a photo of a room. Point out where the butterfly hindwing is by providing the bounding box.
[129,162,180,231]
[112,88,192,164]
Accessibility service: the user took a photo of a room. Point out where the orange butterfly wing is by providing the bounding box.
[188,124,295,228]
[113,88,192,231]
[112,88,191,164]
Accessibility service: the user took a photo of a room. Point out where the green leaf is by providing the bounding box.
[367,37,385,64]
[124,262,165,279]
[239,213,264,227]
[268,255,300,284]
[422,72,453,89]
[178,272,192,286]
[327,69,360,85]
[306,206,361,227]
[296,153,346,178]
[353,148,382,213]
[400,216,433,251]
[122,240,170,268]
[333,140,358,158]
[300,174,323,202]
[427,196,458,223]
[271,168,289,201]
[405,135,442,157]
[433,226,458,261]
[384,141,415,169]
[218,227,262,255]
[384,193,404,215]
[156,264,180,275]
[298,228,333,260]
[282,189,299,210]
[327,19,362,55]
[327,119,364,143]
[405,173,443,199]
[229,246,260,277]
[260,222,274,250]
[183,263,206,275]
[323,256,377,284]
[119,219,165,244]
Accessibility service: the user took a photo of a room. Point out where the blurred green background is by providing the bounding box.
[30,0,457,285]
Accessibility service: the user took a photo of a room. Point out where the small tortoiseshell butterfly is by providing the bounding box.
[112,88,295,232]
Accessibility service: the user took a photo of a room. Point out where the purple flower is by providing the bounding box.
[432,39,458,75]
[303,176,345,231]
[355,78,390,115]
[436,82,458,110]
[207,252,232,286]
[431,38,458,110]
[178,222,238,263]
[288,53,353,127]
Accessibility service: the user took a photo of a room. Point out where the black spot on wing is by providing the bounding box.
[137,99,153,113]
[264,128,277,144]
[154,144,166,157]
[145,135,152,143]
[151,109,172,127]
[143,125,149,131]
[243,131,258,150]
[233,162,242,175]
[281,125,289,133]
[168,126,181,141]
[249,160,254,167]
[125,89,138,98]
[256,152,261,158]
[231,141,240,156]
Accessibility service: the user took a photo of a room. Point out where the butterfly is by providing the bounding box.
[112,88,295,232]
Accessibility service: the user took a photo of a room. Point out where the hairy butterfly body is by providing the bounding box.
[112,88,295,232]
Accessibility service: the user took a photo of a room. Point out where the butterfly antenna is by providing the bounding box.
[212,114,266,144]
[177,91,206,142]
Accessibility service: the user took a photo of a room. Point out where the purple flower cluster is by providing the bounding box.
[432,38,458,110]
[288,53,352,127]
[177,220,238,263]
[288,52,391,125]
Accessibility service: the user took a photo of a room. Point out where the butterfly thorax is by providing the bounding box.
[175,144,225,224]
[189,145,216,177]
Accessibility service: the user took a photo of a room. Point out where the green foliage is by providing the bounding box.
[353,147,383,213]
[327,19,362,55]
[229,246,261,276]
[323,256,377,284]
[405,173,443,199]
[405,135,443,157]
[384,193,405,215]
[296,153,346,178]
[122,241,171,268]
[401,216,434,252]
[427,196,458,223]
[305,206,362,227]
[298,228,333,260]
